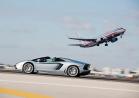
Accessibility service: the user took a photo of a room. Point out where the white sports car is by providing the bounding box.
[15,56,91,77]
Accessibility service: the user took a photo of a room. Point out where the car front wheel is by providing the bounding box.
[22,63,34,74]
[67,65,79,77]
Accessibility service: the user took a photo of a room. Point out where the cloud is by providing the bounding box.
[62,16,94,32]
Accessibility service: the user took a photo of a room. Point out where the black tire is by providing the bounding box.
[67,65,79,77]
[22,62,34,74]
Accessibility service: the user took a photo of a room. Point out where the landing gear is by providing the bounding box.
[105,43,108,46]
[100,38,103,41]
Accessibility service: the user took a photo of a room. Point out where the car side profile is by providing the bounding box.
[15,56,91,77]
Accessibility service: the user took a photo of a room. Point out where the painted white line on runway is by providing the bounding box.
[0,79,139,93]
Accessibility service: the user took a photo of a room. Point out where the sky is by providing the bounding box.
[0,0,139,69]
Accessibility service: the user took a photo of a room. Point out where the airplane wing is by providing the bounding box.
[68,44,83,46]
[69,38,97,41]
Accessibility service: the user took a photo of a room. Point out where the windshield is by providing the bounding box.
[32,56,51,62]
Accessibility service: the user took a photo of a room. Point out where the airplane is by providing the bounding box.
[69,28,126,48]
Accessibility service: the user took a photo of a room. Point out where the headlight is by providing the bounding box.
[83,64,90,70]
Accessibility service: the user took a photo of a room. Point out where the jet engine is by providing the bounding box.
[111,38,118,43]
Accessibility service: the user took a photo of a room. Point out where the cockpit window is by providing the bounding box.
[32,59,38,62]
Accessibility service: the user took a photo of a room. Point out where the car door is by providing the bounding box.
[36,58,59,72]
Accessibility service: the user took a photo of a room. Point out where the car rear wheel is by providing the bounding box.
[67,65,79,77]
[22,63,34,74]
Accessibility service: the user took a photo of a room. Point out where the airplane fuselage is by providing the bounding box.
[69,28,126,48]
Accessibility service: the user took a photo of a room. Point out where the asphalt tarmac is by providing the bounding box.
[0,70,139,98]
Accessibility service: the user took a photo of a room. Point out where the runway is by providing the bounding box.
[0,71,139,98]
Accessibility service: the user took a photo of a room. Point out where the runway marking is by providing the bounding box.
[0,79,139,93]
[0,87,52,98]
